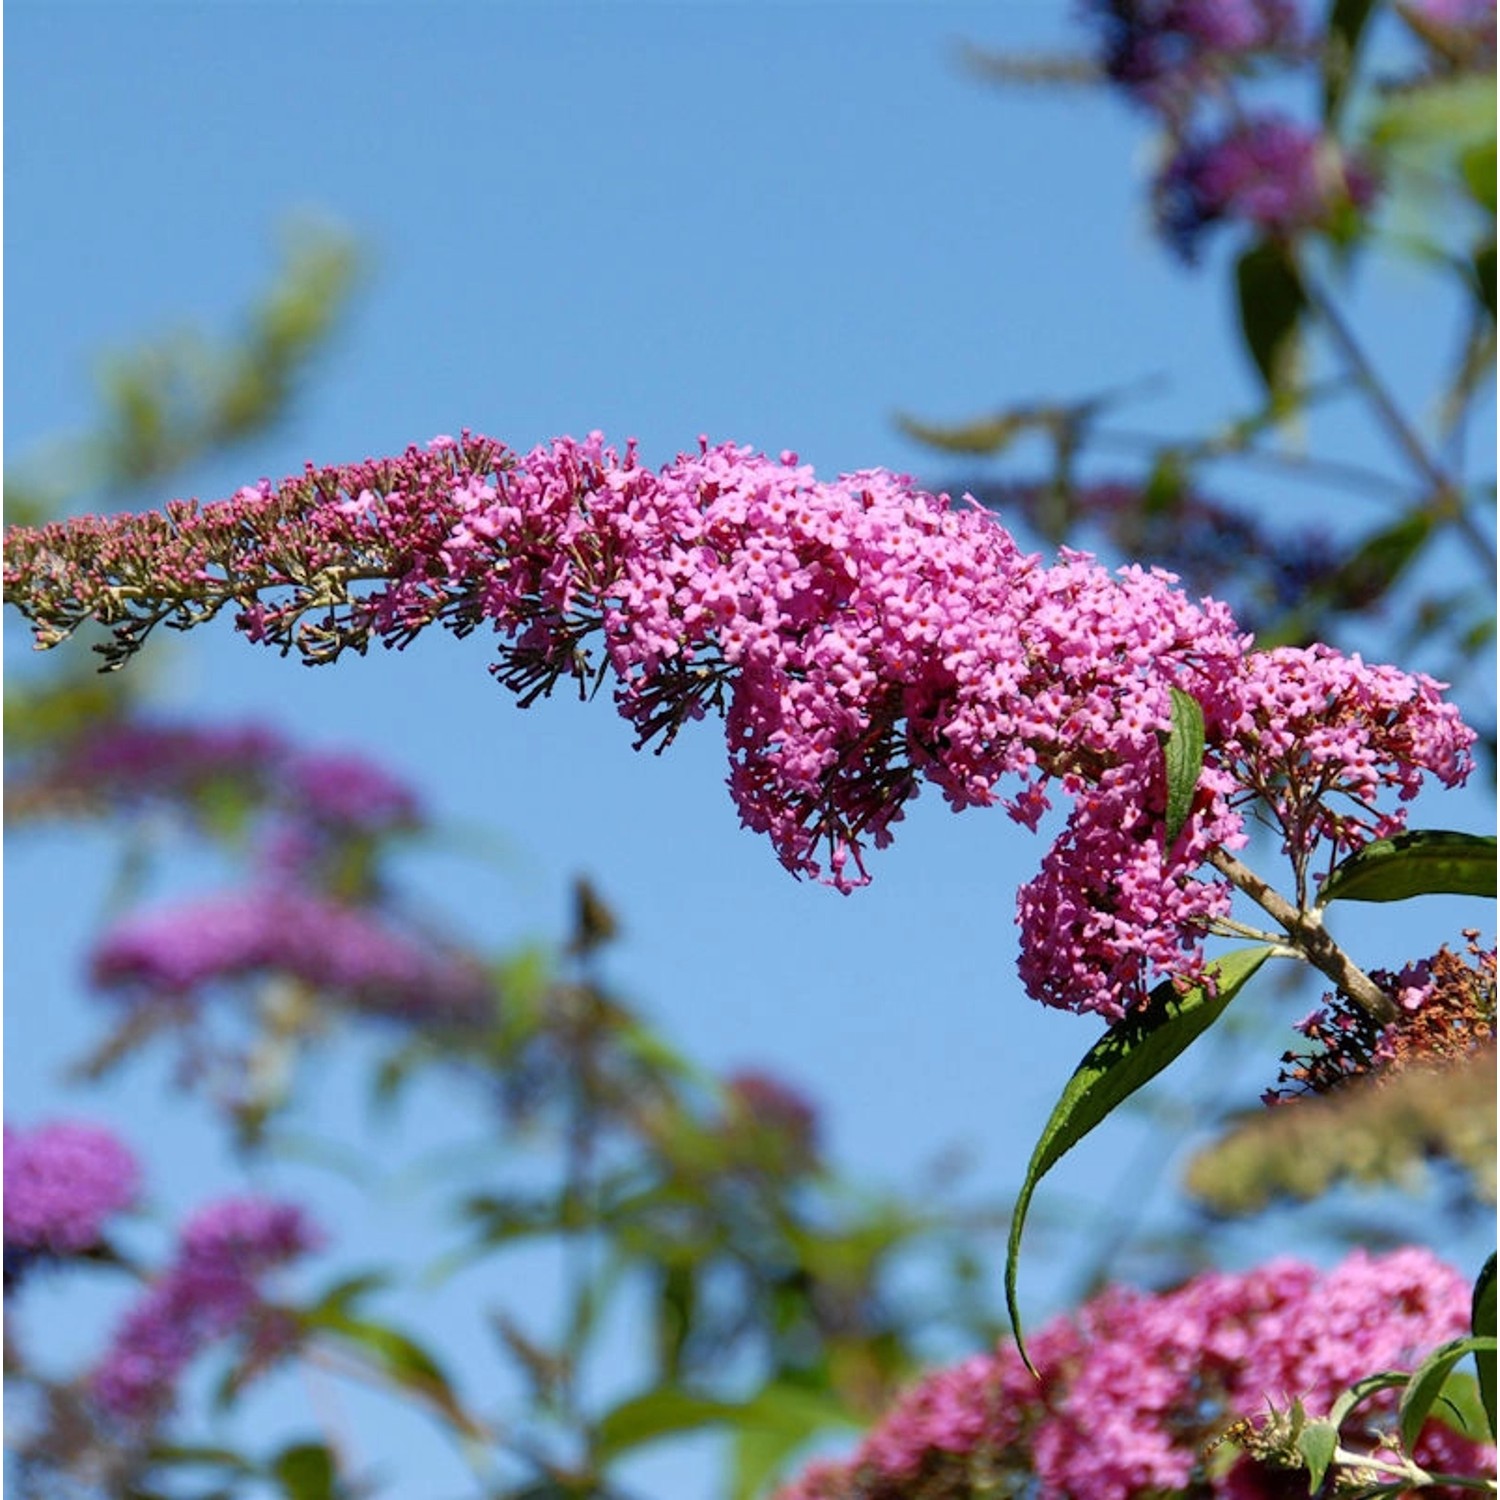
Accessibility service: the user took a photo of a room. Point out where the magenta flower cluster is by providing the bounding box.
[91,1196,320,1426]
[774,1248,1491,1500]
[2,434,1474,1019]
[90,887,491,1024]
[4,1121,140,1277]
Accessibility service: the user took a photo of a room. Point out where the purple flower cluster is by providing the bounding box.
[1087,0,1303,119]
[1156,114,1377,261]
[48,721,285,804]
[30,718,422,840]
[282,749,421,834]
[2,433,1475,1020]
[774,1248,1491,1500]
[89,887,491,1024]
[4,1121,140,1278]
[1078,1,1384,260]
[91,1196,320,1425]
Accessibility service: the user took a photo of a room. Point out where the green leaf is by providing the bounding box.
[1426,1371,1493,1443]
[1370,73,1497,152]
[1319,511,1434,614]
[1400,1337,1499,1453]
[308,1271,390,1319]
[1461,141,1498,214]
[1004,946,1275,1373]
[142,1444,257,1476]
[894,408,1055,458]
[1328,1371,1411,1429]
[1162,687,1205,846]
[1474,241,1497,323]
[272,1443,337,1500]
[1474,1254,1497,1438]
[593,1382,854,1465]
[1322,0,1378,124]
[1298,1414,1340,1489]
[302,1309,481,1437]
[654,1264,697,1382]
[1316,830,1497,906]
[1236,242,1306,398]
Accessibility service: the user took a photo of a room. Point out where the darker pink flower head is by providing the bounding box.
[723,1068,821,1168]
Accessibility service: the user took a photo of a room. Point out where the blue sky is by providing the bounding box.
[6,5,1494,1497]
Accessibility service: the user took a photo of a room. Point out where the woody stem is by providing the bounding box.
[1207,847,1397,1024]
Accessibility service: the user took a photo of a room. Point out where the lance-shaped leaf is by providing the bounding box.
[1297,1411,1340,1491]
[272,1442,338,1500]
[301,1307,482,1438]
[1005,945,1274,1373]
[592,1382,855,1465]
[1316,830,1497,907]
[1236,242,1306,398]
[1475,1254,1497,1438]
[1162,687,1205,846]
[1399,1336,1498,1452]
[1322,0,1377,124]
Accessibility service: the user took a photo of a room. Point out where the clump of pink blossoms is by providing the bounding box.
[773,1247,1492,1500]
[1,433,1475,1019]
[90,1196,320,1426]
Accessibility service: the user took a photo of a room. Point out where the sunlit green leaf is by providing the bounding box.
[1298,1414,1340,1489]
[1400,1337,1498,1453]
[593,1382,854,1464]
[1370,73,1497,152]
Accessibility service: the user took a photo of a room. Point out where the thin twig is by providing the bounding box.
[1093,426,1409,502]
[1304,278,1495,568]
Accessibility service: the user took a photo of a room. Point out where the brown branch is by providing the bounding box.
[1208,847,1398,1024]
